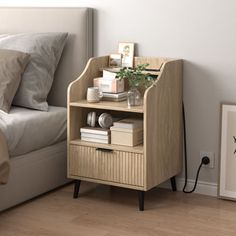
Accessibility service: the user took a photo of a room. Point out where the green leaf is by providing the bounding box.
[116,63,155,89]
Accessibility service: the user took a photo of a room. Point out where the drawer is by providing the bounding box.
[69,144,144,187]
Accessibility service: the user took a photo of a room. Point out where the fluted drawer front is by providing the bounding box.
[69,145,144,187]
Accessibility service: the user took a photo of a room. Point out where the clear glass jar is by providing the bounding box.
[127,87,141,107]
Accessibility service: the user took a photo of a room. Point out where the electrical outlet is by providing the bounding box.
[200,151,215,168]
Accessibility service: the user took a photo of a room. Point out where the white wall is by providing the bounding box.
[1,0,236,185]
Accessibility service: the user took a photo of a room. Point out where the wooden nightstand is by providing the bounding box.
[67,56,183,211]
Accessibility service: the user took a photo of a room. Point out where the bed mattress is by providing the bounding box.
[0,106,67,157]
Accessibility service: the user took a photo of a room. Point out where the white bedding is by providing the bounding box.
[0,106,67,157]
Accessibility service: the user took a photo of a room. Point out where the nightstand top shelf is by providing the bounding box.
[70,99,144,113]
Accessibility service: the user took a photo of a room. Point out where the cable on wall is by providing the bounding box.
[182,103,210,193]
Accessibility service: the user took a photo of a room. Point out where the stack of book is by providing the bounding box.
[110,118,143,147]
[93,68,127,102]
[80,127,111,144]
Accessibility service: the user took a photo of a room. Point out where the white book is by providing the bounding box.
[102,92,127,99]
[80,127,111,135]
[113,118,143,129]
[81,133,110,140]
[81,137,110,144]
[102,96,127,102]
[103,70,117,80]
[102,92,127,102]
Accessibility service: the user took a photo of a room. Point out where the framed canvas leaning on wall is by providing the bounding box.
[219,104,236,200]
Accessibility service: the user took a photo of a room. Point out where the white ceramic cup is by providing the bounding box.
[86,87,103,103]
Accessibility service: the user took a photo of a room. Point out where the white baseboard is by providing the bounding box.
[158,177,218,197]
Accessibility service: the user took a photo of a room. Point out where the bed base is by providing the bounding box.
[0,141,69,212]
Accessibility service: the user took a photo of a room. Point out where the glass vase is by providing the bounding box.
[127,87,141,107]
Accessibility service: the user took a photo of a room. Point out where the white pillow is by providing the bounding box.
[0,33,68,111]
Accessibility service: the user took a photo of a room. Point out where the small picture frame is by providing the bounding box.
[109,53,122,68]
[118,42,134,68]
[219,104,236,200]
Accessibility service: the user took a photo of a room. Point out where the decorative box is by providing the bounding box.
[110,126,143,147]
[93,77,124,93]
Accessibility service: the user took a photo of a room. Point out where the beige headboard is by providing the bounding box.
[0,7,93,107]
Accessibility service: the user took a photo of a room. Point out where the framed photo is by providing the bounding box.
[118,42,134,68]
[219,104,236,200]
[109,53,122,68]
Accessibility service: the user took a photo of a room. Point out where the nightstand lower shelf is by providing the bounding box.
[70,139,143,153]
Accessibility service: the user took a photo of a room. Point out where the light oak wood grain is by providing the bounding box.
[70,99,143,113]
[67,56,109,180]
[67,56,109,103]
[134,56,169,70]
[69,145,144,188]
[1,184,236,236]
[67,56,183,192]
[144,59,183,190]
[70,139,144,153]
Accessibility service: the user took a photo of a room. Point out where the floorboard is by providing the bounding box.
[1,182,236,236]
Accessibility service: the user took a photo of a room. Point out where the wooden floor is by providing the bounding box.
[1,183,236,236]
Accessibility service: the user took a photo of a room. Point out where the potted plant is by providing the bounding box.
[117,64,154,107]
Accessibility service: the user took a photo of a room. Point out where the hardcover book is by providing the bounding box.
[81,136,110,144]
[81,132,110,140]
[80,127,111,135]
[102,91,127,102]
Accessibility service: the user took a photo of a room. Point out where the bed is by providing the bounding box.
[0,7,93,211]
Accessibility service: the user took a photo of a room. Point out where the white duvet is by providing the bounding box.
[0,106,67,157]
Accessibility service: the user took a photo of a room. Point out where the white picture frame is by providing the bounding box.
[118,42,134,68]
[219,104,236,200]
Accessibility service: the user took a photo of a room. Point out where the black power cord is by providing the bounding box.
[182,103,210,193]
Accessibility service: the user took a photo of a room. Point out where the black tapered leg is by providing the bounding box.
[170,176,177,192]
[138,191,145,211]
[73,180,81,198]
